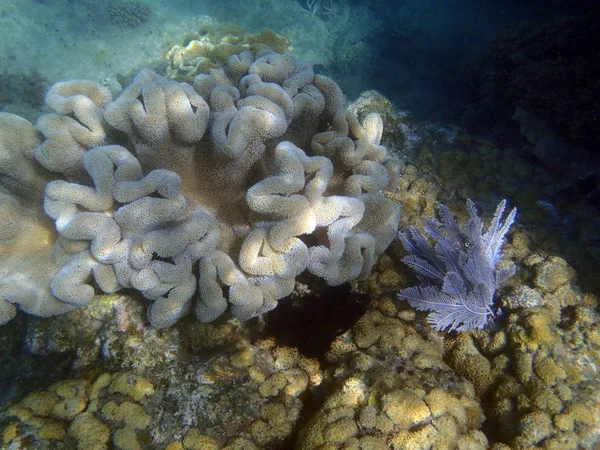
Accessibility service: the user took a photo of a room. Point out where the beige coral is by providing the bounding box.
[444,260,600,449]
[35,80,111,177]
[0,112,49,202]
[0,47,401,327]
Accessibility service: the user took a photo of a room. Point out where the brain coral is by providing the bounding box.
[0,49,401,328]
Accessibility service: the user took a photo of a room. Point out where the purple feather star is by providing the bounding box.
[398,199,517,332]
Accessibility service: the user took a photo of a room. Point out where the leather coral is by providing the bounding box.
[0,49,401,327]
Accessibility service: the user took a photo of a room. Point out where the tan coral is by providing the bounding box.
[165,25,291,80]
[382,389,431,428]
[446,334,494,396]
[35,80,111,177]
[4,404,67,442]
[270,345,299,370]
[13,390,61,417]
[101,401,151,430]
[108,372,155,401]
[0,372,158,449]
[88,373,112,413]
[534,256,575,294]
[251,401,296,446]
[113,426,142,450]
[5,47,401,328]
[0,112,48,202]
[259,372,288,397]
[68,413,110,450]
[166,441,185,450]
[446,265,600,448]
[182,428,219,450]
[229,343,256,368]
[297,296,485,450]
[222,437,261,450]
[1,422,19,444]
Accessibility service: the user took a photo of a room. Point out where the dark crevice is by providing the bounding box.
[0,314,76,407]
[151,252,174,264]
[264,274,370,363]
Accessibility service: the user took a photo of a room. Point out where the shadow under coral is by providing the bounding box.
[264,275,370,363]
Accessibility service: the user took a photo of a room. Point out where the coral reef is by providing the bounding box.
[446,253,600,449]
[159,337,323,448]
[376,107,600,448]
[2,18,599,449]
[0,301,324,448]
[1,93,599,449]
[2,240,598,448]
[0,48,401,328]
[387,118,600,294]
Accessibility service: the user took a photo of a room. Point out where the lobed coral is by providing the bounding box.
[445,253,600,449]
[0,113,80,325]
[0,48,401,328]
[163,338,324,448]
[0,313,323,448]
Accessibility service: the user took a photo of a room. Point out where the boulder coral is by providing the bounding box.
[0,48,401,328]
[297,295,488,450]
[0,372,155,449]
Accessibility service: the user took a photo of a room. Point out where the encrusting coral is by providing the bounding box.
[0,372,155,449]
[0,48,401,328]
[444,253,600,449]
[296,290,488,450]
